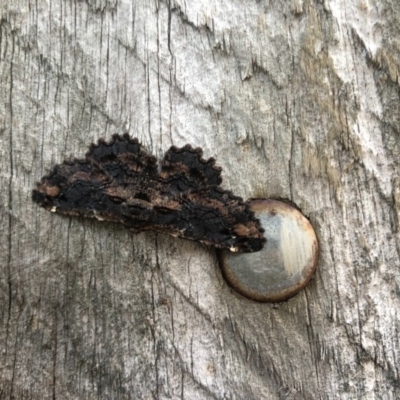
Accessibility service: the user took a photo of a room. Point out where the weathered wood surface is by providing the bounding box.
[1,1,399,398]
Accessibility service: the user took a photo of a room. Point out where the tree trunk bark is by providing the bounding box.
[1,0,399,399]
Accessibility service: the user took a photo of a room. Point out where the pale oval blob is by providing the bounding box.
[219,199,318,302]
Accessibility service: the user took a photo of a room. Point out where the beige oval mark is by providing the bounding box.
[219,199,318,302]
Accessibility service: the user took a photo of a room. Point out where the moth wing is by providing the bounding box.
[86,134,158,186]
[159,145,222,192]
[32,159,114,217]
[146,187,265,252]
[32,135,158,225]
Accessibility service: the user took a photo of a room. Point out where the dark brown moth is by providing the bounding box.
[32,134,265,252]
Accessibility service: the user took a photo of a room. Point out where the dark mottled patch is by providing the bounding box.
[32,134,265,252]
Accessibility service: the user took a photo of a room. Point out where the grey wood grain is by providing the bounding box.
[1,0,399,398]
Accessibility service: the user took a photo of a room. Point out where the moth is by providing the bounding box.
[32,134,265,252]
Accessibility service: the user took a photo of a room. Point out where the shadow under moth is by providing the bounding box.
[32,134,265,252]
